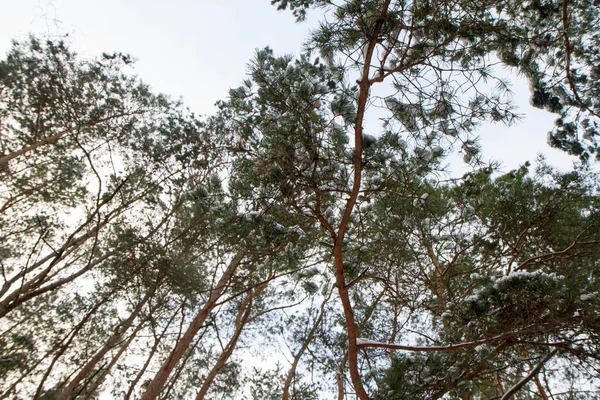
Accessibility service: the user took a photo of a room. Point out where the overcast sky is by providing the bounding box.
[1,0,580,173]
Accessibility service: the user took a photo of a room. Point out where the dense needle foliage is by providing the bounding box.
[1,0,600,398]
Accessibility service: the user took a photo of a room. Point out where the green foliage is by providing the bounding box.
[3,0,600,397]
[270,0,330,21]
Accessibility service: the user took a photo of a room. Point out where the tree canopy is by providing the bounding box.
[1,0,600,399]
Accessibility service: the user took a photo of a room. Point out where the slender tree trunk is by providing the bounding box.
[0,228,98,300]
[426,245,447,312]
[431,341,514,400]
[322,3,392,398]
[32,293,112,399]
[500,350,557,400]
[0,177,132,318]
[426,245,449,330]
[55,284,157,400]
[139,251,245,400]
[81,320,145,400]
[282,288,332,400]
[124,306,181,400]
[160,332,207,400]
[533,374,549,400]
[337,354,348,400]
[0,253,112,320]
[0,181,183,320]
[329,3,392,398]
[195,283,265,400]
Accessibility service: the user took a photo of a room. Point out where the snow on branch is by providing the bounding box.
[356,332,523,352]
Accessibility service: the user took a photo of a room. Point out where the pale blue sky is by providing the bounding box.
[1,0,315,114]
[1,0,579,172]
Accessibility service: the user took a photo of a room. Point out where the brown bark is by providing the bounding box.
[195,283,265,400]
[139,251,245,400]
[500,350,557,400]
[160,332,207,400]
[426,245,447,315]
[124,306,182,400]
[282,288,332,400]
[0,113,138,166]
[81,320,144,400]
[328,2,392,399]
[55,284,157,400]
[430,341,513,400]
[533,374,549,400]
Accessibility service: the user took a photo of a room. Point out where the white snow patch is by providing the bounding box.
[356,338,388,346]
[580,292,597,301]
[289,225,306,237]
[492,270,561,289]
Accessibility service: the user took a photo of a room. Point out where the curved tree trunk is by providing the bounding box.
[328,2,392,399]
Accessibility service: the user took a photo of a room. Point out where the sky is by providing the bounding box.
[0,0,581,173]
[0,3,588,397]
[0,0,316,114]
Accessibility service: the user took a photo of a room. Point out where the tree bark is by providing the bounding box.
[81,320,145,400]
[282,288,331,400]
[0,113,137,166]
[329,2,392,399]
[123,306,181,400]
[195,283,265,400]
[55,284,157,400]
[139,251,245,400]
[500,350,557,400]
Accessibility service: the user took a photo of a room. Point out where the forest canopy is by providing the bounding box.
[1,0,600,399]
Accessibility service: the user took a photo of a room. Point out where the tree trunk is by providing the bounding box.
[139,251,245,400]
[81,320,145,400]
[500,350,557,400]
[0,253,112,320]
[426,245,448,329]
[0,181,183,320]
[195,283,264,400]
[327,3,392,398]
[124,306,181,400]
[336,354,348,400]
[282,287,331,400]
[55,284,157,400]
[32,293,112,399]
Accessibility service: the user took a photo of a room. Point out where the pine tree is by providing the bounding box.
[2,0,600,397]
